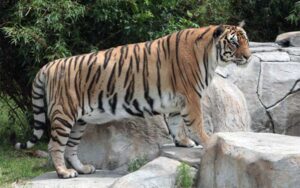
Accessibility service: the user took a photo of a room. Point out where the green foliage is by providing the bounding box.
[176,163,194,188]
[127,156,148,172]
[0,143,51,186]
[287,1,300,25]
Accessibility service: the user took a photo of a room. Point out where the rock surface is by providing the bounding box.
[199,132,300,188]
[111,157,196,188]
[223,42,300,135]
[160,144,203,168]
[276,31,300,47]
[78,116,172,171]
[14,170,125,188]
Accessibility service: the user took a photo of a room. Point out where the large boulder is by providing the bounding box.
[199,132,300,188]
[111,157,197,188]
[276,31,300,47]
[78,116,172,171]
[222,42,300,135]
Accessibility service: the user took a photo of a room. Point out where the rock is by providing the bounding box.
[253,52,290,62]
[280,47,300,56]
[202,75,251,134]
[250,46,280,53]
[111,157,197,188]
[14,170,125,188]
[249,42,280,48]
[226,56,273,132]
[160,144,203,168]
[78,116,172,171]
[198,132,300,188]
[269,92,300,136]
[290,55,300,62]
[258,62,300,108]
[276,31,300,47]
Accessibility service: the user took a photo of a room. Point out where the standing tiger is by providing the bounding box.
[16,24,251,178]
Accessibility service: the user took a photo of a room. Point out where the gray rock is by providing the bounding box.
[250,46,280,53]
[269,92,300,136]
[227,56,273,132]
[249,42,280,48]
[280,47,300,56]
[290,55,300,62]
[276,31,300,47]
[160,144,203,168]
[258,62,300,108]
[111,157,196,188]
[13,170,125,188]
[78,116,172,171]
[199,132,300,188]
[202,75,251,134]
[253,52,290,62]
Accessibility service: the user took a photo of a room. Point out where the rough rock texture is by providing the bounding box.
[13,170,125,188]
[160,144,203,168]
[167,74,252,144]
[78,116,172,171]
[111,157,196,188]
[276,31,300,47]
[199,132,300,188]
[222,42,300,135]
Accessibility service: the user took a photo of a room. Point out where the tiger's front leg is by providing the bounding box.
[180,101,209,147]
[65,120,96,175]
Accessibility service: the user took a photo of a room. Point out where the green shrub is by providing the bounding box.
[127,156,148,172]
[175,163,194,188]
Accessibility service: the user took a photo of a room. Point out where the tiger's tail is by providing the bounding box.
[15,69,47,149]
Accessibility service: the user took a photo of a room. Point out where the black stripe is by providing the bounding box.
[103,48,113,69]
[118,46,125,77]
[34,120,46,130]
[145,41,153,54]
[107,63,116,96]
[185,30,191,41]
[85,53,97,82]
[195,27,211,42]
[161,39,167,60]
[54,117,73,130]
[98,91,104,112]
[122,104,144,117]
[203,48,209,86]
[124,56,133,88]
[166,34,172,58]
[133,44,140,73]
[108,93,118,114]
[156,40,162,98]
[29,135,38,143]
[124,75,135,104]
[132,99,144,116]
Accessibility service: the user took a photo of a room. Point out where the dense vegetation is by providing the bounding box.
[0,0,299,140]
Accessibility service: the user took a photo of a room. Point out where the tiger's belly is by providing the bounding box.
[80,92,185,125]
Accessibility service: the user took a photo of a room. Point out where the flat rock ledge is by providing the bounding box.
[199,132,300,188]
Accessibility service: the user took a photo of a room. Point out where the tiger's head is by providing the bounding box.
[213,25,251,66]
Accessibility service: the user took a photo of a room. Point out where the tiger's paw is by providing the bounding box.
[78,164,96,174]
[175,137,198,148]
[57,168,78,179]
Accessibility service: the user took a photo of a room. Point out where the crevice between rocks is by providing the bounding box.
[255,61,275,133]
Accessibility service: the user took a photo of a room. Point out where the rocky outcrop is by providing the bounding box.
[13,170,126,188]
[222,42,300,135]
[111,157,197,188]
[276,31,300,47]
[78,116,172,171]
[199,132,300,188]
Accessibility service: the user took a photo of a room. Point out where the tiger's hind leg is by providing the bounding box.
[49,115,78,178]
[65,120,96,174]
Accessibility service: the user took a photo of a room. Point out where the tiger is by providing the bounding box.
[15,24,251,178]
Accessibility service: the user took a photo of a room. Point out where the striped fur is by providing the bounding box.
[16,25,251,178]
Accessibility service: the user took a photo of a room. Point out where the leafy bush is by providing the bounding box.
[127,156,148,172]
[176,163,194,188]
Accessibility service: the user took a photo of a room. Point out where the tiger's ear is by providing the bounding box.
[213,25,225,39]
[239,20,245,28]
